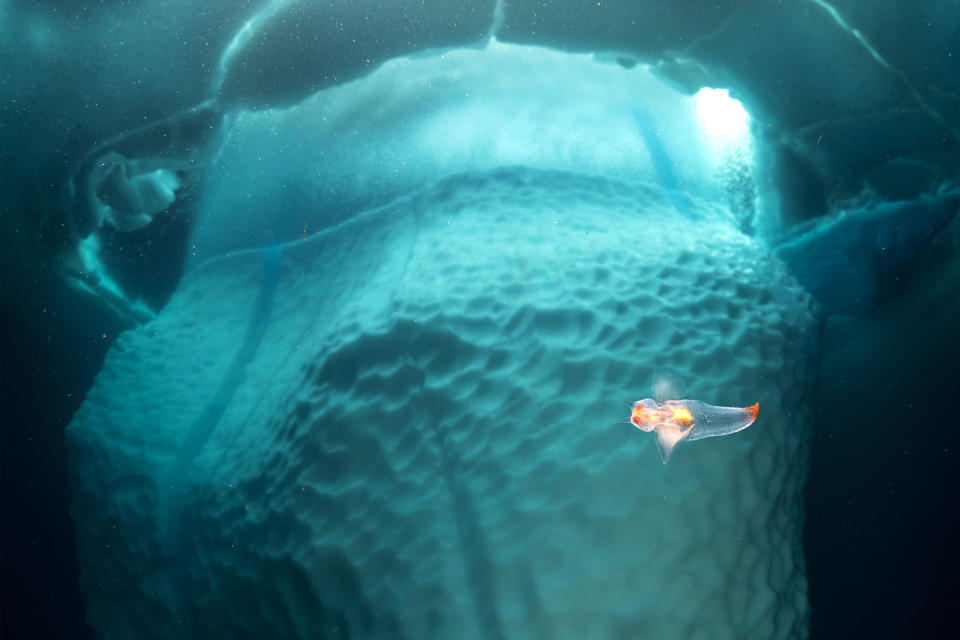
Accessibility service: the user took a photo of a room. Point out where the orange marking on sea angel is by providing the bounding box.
[630,402,658,431]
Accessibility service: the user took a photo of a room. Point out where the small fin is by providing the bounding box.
[651,370,688,402]
[655,427,691,465]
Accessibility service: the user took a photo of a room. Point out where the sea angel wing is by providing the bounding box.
[654,426,693,464]
[651,370,687,403]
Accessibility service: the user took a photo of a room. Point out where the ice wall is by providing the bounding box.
[68,166,817,639]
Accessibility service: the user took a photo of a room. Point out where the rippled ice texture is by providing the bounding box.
[68,166,817,639]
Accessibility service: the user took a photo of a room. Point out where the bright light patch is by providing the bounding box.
[78,235,124,300]
[694,88,750,140]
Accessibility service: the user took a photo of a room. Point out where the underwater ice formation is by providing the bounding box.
[69,166,818,639]
[63,42,834,638]
[37,1,957,639]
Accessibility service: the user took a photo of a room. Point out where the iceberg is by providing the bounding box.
[0,1,950,638]
[65,44,824,639]
[69,164,818,638]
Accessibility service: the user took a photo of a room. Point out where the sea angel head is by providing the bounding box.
[629,399,659,432]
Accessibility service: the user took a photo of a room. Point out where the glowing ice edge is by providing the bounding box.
[75,235,156,323]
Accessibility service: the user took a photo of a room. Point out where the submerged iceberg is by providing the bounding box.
[67,44,819,639]
[52,3,956,639]
[69,173,817,637]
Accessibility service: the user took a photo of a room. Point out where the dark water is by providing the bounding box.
[806,243,960,638]
[1,276,111,640]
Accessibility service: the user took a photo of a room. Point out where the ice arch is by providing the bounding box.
[51,0,957,316]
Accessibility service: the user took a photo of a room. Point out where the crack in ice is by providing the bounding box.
[809,0,960,142]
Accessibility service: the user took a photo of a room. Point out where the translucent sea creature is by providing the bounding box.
[626,398,759,464]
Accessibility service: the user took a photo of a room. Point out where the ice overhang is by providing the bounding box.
[55,0,958,322]
[210,0,958,204]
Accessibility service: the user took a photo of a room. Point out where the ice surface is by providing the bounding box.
[68,167,818,639]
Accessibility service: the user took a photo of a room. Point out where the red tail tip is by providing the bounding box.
[746,403,759,420]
